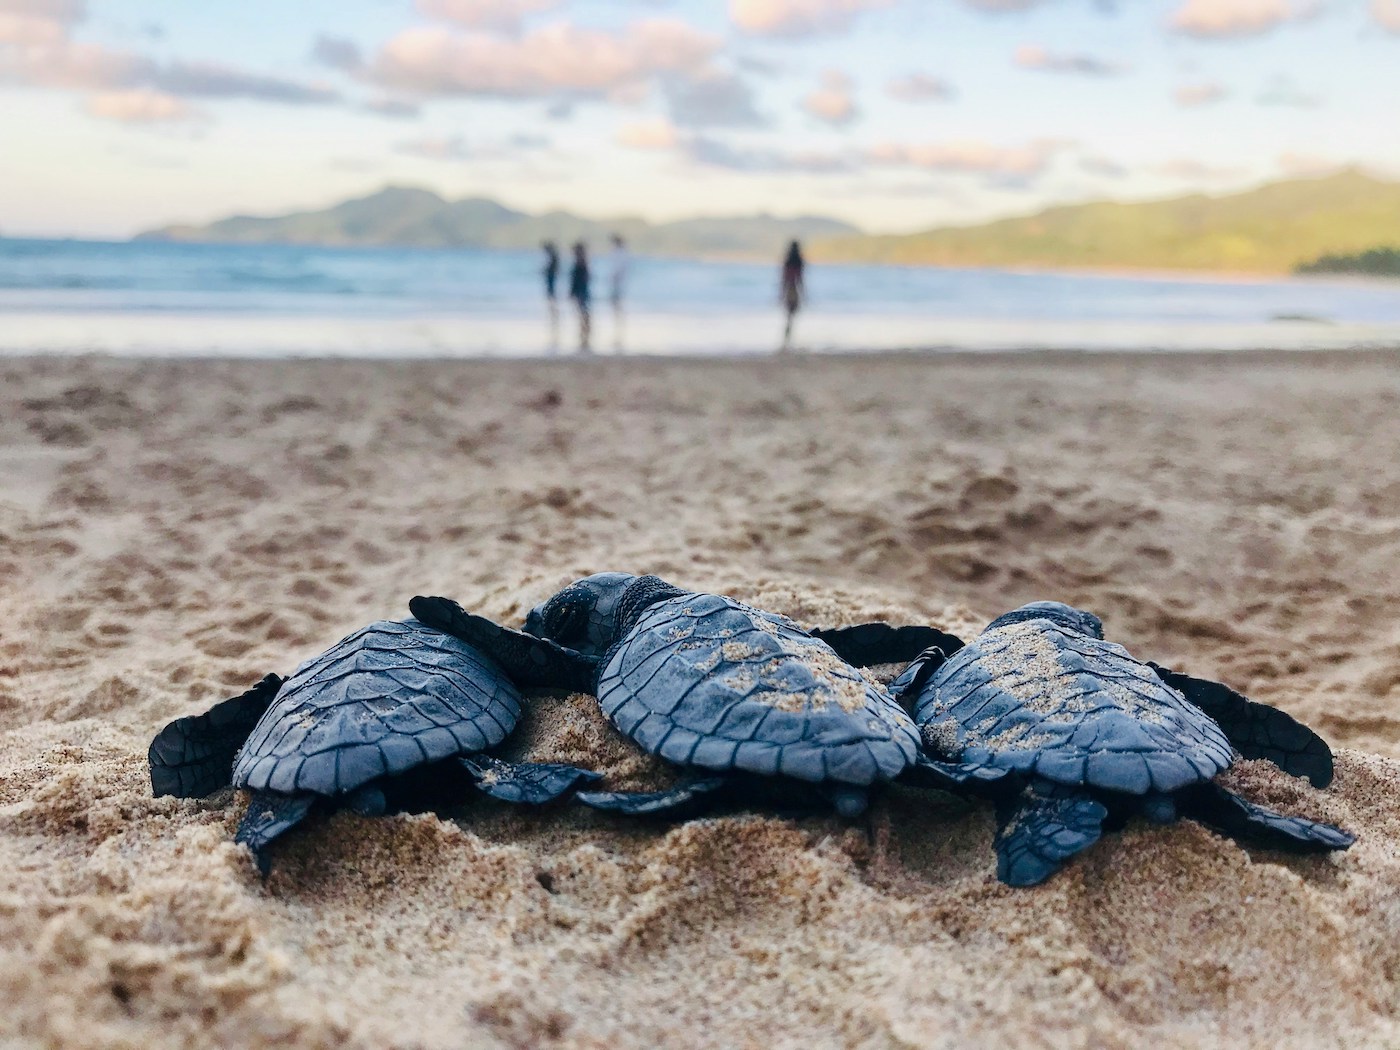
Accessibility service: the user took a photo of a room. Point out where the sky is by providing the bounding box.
[1,0,1398,238]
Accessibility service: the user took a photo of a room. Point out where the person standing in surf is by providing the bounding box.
[607,233,629,351]
[542,241,561,350]
[780,240,805,350]
[569,241,592,353]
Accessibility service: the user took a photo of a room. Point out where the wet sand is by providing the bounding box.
[2,349,1399,1048]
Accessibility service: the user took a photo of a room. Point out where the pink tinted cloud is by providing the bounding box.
[868,139,1062,177]
[416,0,562,32]
[371,18,719,98]
[802,69,856,124]
[86,88,198,123]
[729,0,893,38]
[1015,44,1122,75]
[1170,0,1295,38]
[616,118,680,149]
[886,73,953,102]
[1175,81,1227,106]
[1375,0,1400,30]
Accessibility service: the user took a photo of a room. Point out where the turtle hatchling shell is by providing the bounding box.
[232,618,522,797]
[598,592,920,785]
[913,616,1235,794]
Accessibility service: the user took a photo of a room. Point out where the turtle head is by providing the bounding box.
[524,572,639,656]
[987,601,1105,639]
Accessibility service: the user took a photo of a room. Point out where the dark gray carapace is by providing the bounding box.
[149,617,598,872]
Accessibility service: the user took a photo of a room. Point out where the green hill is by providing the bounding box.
[811,170,1400,274]
[138,186,859,259]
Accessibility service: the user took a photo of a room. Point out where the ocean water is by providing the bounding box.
[2,238,1399,357]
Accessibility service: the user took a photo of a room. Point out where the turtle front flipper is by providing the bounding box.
[234,790,316,875]
[409,596,598,693]
[459,755,602,804]
[1149,663,1334,787]
[811,622,966,668]
[1177,782,1354,853]
[149,674,284,798]
[575,776,728,816]
[994,782,1108,887]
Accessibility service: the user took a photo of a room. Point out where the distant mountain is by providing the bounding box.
[137,186,861,259]
[811,171,1400,274]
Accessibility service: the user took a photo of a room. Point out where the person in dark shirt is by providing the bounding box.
[542,241,560,300]
[569,241,591,353]
[542,241,561,350]
[780,240,805,350]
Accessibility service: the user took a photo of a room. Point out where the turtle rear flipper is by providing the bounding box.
[811,622,966,668]
[409,596,598,693]
[576,776,727,816]
[994,786,1108,887]
[1149,664,1334,787]
[149,674,283,798]
[903,752,1012,794]
[459,755,602,804]
[234,790,316,875]
[1178,782,1354,852]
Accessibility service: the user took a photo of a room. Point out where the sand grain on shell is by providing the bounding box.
[3,351,1400,1049]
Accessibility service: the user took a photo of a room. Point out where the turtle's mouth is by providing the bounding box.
[523,605,547,638]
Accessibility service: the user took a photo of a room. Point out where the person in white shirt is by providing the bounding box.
[607,234,629,350]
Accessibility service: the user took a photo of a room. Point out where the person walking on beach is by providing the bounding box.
[569,241,592,353]
[607,233,629,350]
[780,240,805,350]
[542,240,560,350]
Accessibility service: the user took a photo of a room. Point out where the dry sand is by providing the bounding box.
[2,349,1400,1049]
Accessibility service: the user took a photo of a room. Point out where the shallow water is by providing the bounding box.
[2,238,1398,356]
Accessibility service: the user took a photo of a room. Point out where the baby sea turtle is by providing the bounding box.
[149,616,598,871]
[410,573,925,818]
[823,600,1351,886]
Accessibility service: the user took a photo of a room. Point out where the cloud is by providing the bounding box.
[369,18,719,99]
[1080,155,1129,178]
[1014,44,1122,75]
[686,136,853,173]
[311,34,363,73]
[1256,75,1319,106]
[1170,0,1296,38]
[1175,81,1227,106]
[962,0,1051,9]
[0,9,341,106]
[86,88,199,123]
[1377,0,1400,30]
[802,69,856,125]
[868,139,1063,178]
[153,62,340,104]
[0,11,66,43]
[729,0,893,38]
[617,118,679,149]
[417,0,562,32]
[396,134,474,160]
[886,73,953,102]
[663,69,765,128]
[363,96,420,119]
[396,131,550,161]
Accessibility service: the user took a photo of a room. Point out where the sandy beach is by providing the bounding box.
[3,348,1400,1049]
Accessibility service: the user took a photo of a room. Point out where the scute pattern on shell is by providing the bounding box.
[598,593,920,786]
[913,618,1234,795]
[232,619,521,797]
